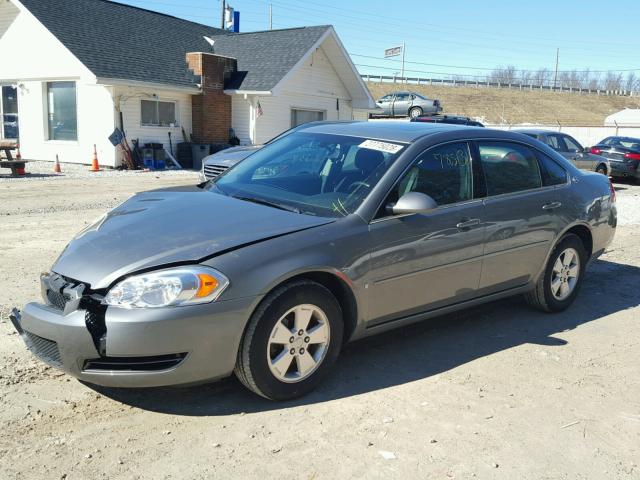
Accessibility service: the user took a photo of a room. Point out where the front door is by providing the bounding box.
[366,141,485,326]
[1,86,18,140]
[391,93,410,117]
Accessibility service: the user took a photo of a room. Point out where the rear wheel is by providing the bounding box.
[235,280,343,400]
[595,164,608,175]
[409,106,423,119]
[525,234,587,312]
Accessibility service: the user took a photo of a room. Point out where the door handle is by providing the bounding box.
[542,201,562,210]
[456,218,480,229]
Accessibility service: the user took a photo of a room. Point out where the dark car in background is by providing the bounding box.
[590,136,640,183]
[411,114,484,127]
[374,92,442,119]
[515,129,610,176]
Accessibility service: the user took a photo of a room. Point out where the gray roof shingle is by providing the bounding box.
[18,0,330,90]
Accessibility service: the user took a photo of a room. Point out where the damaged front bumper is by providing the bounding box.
[9,293,260,388]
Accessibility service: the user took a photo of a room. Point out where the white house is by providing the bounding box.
[0,0,374,167]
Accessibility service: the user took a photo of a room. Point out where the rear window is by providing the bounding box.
[478,142,542,195]
[536,151,568,186]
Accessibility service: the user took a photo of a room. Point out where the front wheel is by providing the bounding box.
[409,106,423,119]
[525,234,587,312]
[235,280,343,400]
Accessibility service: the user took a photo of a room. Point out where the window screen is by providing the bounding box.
[47,81,77,141]
[291,109,325,127]
[141,99,177,127]
[478,142,542,195]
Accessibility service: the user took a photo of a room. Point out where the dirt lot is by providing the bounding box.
[1,168,639,479]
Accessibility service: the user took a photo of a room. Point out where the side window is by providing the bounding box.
[378,95,392,103]
[394,93,409,101]
[536,151,568,186]
[562,135,582,152]
[384,142,473,212]
[544,135,563,151]
[478,141,542,195]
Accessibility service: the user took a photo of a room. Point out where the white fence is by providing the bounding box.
[490,124,640,148]
[362,75,637,97]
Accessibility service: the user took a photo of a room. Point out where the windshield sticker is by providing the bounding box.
[359,140,403,154]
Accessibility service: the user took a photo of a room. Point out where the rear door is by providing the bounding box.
[365,141,486,325]
[475,140,564,293]
[561,134,594,170]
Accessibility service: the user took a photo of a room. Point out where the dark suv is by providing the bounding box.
[411,114,484,127]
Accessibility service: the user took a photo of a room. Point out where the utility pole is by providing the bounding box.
[553,47,559,89]
[221,0,226,29]
[269,4,273,30]
[401,43,405,81]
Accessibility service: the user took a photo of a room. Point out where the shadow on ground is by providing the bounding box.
[92,258,639,415]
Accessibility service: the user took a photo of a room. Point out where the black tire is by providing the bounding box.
[234,280,343,400]
[595,164,608,175]
[525,233,587,312]
[409,106,423,119]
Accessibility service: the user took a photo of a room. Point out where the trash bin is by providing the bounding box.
[191,144,210,171]
[177,142,193,169]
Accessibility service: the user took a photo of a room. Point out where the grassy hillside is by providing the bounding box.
[366,82,640,125]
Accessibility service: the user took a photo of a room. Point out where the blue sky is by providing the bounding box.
[119,0,639,80]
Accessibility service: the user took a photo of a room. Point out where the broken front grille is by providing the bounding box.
[46,289,69,310]
[24,331,62,367]
[203,164,229,179]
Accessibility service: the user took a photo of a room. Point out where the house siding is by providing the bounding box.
[233,45,355,145]
[115,86,193,160]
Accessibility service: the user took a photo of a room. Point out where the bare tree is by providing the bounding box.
[625,72,638,92]
[533,68,551,87]
[489,65,517,84]
[603,71,623,90]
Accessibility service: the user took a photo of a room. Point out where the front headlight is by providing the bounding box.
[103,266,229,309]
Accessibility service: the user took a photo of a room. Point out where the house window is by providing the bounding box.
[141,99,177,127]
[47,81,77,141]
[1,85,18,139]
[291,108,325,127]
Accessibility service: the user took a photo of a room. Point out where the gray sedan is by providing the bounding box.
[516,129,610,175]
[10,122,616,400]
[375,91,442,118]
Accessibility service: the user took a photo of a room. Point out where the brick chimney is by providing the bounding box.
[186,52,237,143]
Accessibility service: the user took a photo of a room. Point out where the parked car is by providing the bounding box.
[411,114,484,127]
[200,121,352,181]
[374,91,442,118]
[515,129,610,176]
[10,122,616,400]
[589,136,640,183]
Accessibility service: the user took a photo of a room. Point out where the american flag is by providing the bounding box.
[256,101,263,118]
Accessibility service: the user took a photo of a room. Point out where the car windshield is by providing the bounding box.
[211,132,406,218]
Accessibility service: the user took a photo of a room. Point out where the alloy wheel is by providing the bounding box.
[266,304,330,383]
[551,247,580,301]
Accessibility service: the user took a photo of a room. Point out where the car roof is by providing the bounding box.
[296,120,505,143]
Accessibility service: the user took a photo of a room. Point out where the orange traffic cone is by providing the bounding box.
[90,144,100,172]
[54,154,62,173]
[15,143,21,161]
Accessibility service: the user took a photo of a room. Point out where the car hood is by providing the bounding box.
[52,186,334,289]
[202,145,262,167]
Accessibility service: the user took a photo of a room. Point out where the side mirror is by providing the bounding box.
[387,192,438,215]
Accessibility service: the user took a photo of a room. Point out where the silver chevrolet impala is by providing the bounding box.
[10,122,617,400]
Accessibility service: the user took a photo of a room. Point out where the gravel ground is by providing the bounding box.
[0,160,198,181]
[0,174,639,479]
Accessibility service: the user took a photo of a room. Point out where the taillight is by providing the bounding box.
[609,179,616,203]
[590,147,602,155]
[623,152,640,160]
